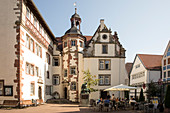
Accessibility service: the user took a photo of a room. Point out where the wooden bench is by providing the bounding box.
[0,100,19,108]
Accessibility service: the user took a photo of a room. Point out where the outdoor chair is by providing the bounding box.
[103,102,112,112]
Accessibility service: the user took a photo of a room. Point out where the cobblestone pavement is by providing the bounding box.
[0,104,144,113]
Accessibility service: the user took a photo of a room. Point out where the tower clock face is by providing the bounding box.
[102,34,107,40]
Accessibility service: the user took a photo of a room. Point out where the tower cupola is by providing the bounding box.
[70,8,81,31]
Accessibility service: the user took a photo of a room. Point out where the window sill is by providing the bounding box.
[99,69,111,70]
[98,84,111,86]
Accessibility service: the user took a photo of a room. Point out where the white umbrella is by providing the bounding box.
[104,84,137,91]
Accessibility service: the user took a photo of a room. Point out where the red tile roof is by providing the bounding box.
[84,36,93,46]
[125,63,133,75]
[137,54,163,70]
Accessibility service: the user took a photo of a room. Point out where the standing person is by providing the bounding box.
[111,94,116,110]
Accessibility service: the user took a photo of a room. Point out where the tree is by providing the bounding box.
[82,69,99,93]
[165,85,170,108]
[139,88,145,102]
[145,80,161,102]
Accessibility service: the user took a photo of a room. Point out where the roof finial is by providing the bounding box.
[74,2,77,14]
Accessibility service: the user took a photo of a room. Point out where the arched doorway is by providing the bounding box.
[64,87,67,99]
[38,86,42,99]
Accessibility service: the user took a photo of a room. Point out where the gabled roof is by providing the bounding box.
[163,40,170,57]
[85,36,93,46]
[125,63,133,75]
[137,54,163,70]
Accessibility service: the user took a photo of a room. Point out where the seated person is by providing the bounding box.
[97,97,103,104]
[129,98,136,105]
[104,98,110,107]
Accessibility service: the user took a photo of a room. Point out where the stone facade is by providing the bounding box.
[0,0,127,105]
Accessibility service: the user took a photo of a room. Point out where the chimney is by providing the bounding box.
[100,19,104,31]
[100,19,104,25]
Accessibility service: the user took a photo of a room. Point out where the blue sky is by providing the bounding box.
[33,0,170,62]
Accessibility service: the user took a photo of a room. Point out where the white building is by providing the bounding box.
[0,0,128,106]
[130,54,162,100]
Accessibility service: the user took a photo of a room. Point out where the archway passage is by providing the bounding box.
[64,87,67,99]
[38,86,42,99]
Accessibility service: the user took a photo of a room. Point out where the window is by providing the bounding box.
[64,69,67,77]
[53,58,59,66]
[102,45,108,54]
[38,46,42,57]
[164,72,166,78]
[168,71,170,77]
[80,41,83,47]
[71,40,76,46]
[35,67,39,76]
[99,75,111,86]
[64,41,67,48]
[105,76,110,85]
[102,34,107,40]
[105,60,110,69]
[99,76,104,85]
[26,7,30,19]
[99,59,111,70]
[30,39,34,52]
[46,86,52,95]
[71,82,76,91]
[164,60,166,66]
[53,75,60,85]
[26,35,30,49]
[30,83,35,95]
[26,63,30,74]
[46,53,50,65]
[33,16,37,27]
[30,65,34,75]
[168,58,170,64]
[47,71,50,79]
[0,80,4,96]
[4,86,13,96]
[99,60,104,69]
[70,67,76,75]
[39,24,42,33]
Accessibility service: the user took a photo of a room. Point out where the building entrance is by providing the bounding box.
[64,87,67,99]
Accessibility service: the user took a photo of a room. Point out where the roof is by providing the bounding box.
[65,26,82,35]
[125,63,133,75]
[163,40,170,57]
[85,36,93,46]
[137,54,163,70]
[26,0,56,41]
[71,13,80,19]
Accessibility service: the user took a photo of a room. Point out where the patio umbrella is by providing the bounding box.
[104,84,137,91]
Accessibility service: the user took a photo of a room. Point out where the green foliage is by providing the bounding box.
[145,80,161,98]
[83,69,99,93]
[165,85,170,108]
[139,88,145,102]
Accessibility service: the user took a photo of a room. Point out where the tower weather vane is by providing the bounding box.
[74,2,77,8]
